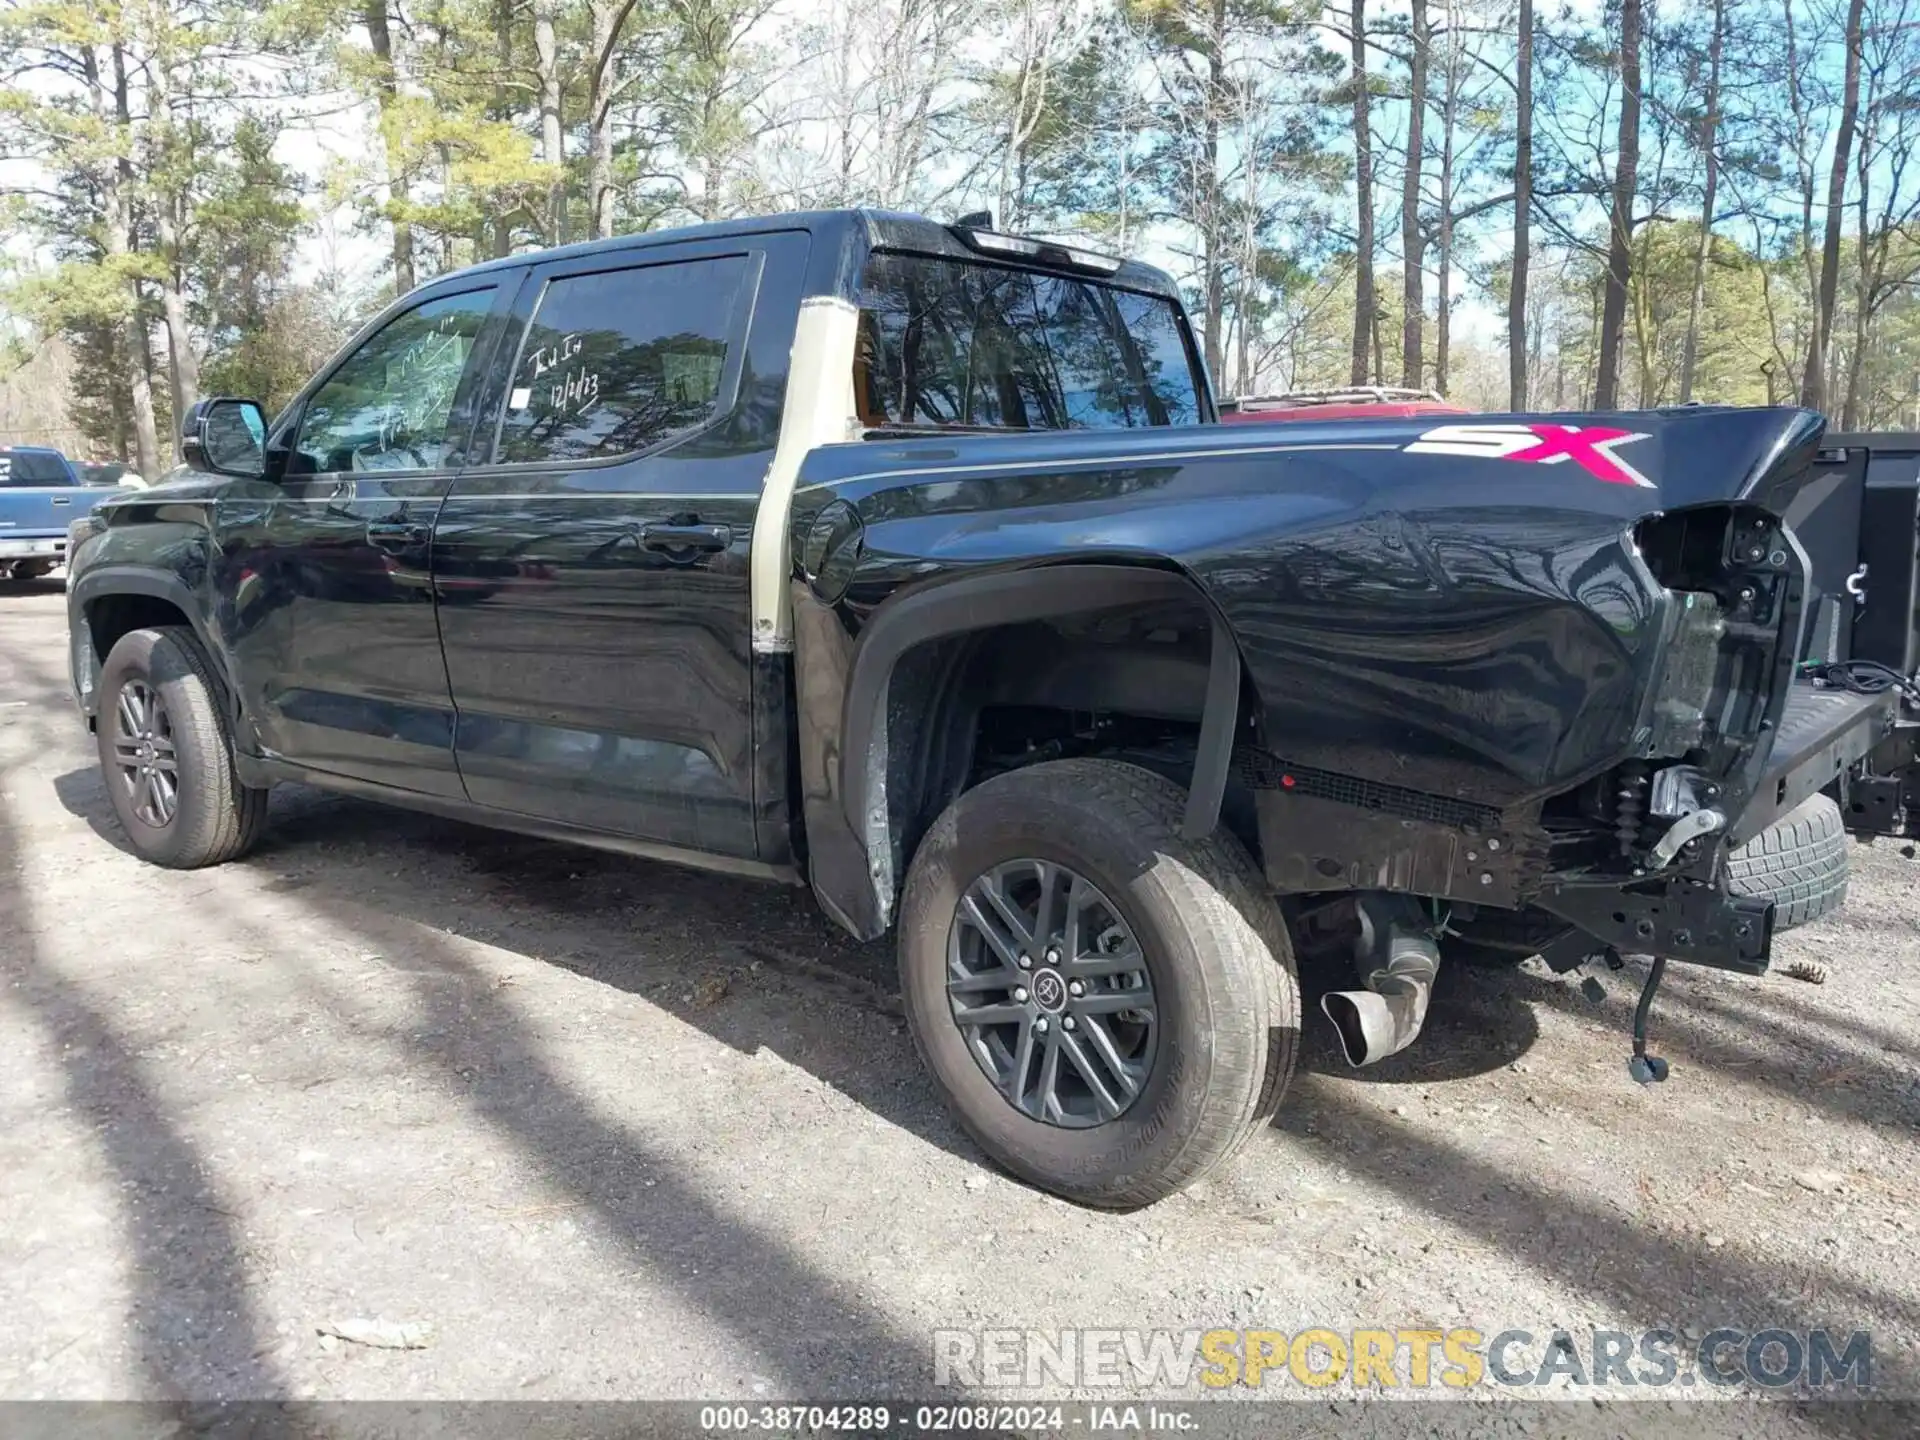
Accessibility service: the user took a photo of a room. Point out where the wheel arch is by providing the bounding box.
[69,568,232,723]
[817,560,1248,939]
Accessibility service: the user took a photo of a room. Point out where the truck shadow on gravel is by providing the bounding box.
[1506,964,1919,1133]
[234,789,1920,1426]
[53,766,1531,1115]
[1271,1079,1920,1438]
[297,883,963,1395]
[48,764,1910,1143]
[37,762,1920,1422]
[38,767,959,1398]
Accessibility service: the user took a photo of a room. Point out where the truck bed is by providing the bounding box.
[1731,682,1896,844]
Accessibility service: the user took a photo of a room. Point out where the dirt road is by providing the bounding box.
[2,580,1915,1429]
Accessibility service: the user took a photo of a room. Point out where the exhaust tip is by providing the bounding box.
[1321,990,1389,1068]
[1323,896,1444,1067]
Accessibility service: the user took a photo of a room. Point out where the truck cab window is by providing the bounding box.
[293,288,495,476]
[0,450,76,485]
[495,255,749,465]
[856,251,1202,431]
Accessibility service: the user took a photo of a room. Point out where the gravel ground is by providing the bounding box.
[2,578,1916,1433]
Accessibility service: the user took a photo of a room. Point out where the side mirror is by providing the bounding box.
[182,397,268,478]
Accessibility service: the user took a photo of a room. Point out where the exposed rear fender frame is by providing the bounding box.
[827,563,1242,935]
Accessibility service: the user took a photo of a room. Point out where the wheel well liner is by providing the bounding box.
[840,562,1244,919]
[71,569,231,718]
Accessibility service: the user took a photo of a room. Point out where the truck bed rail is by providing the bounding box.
[1731,684,1896,845]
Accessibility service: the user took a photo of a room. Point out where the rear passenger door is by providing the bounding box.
[433,233,806,859]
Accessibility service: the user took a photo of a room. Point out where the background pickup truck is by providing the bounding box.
[59,208,1920,1209]
[0,446,130,581]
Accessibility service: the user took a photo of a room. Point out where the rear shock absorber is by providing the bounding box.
[1615,761,1649,857]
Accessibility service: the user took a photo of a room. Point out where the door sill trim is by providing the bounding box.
[241,752,802,885]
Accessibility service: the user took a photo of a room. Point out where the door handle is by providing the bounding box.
[367,521,430,551]
[639,521,731,553]
[51,497,71,506]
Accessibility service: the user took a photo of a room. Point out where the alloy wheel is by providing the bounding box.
[947,859,1158,1128]
[111,679,179,828]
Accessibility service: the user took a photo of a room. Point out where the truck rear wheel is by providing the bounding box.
[95,626,268,868]
[896,759,1299,1208]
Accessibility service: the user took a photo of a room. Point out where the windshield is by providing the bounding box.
[854,251,1203,432]
[79,461,128,486]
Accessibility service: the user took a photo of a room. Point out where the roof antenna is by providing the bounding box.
[954,210,994,231]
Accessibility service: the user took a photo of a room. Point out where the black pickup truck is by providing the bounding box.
[62,209,1919,1208]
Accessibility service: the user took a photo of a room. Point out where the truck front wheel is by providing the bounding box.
[95,626,268,868]
[897,759,1299,1208]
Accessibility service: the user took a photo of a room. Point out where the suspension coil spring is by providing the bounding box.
[1615,761,1650,856]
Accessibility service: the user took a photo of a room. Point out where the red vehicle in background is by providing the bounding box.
[1218,386,1469,423]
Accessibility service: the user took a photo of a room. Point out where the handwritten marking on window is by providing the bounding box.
[528,333,583,382]
[395,329,467,382]
[549,366,601,417]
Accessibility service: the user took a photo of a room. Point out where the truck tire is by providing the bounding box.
[95,626,268,868]
[896,758,1299,1209]
[1726,793,1848,931]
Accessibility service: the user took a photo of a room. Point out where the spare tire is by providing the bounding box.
[1726,792,1848,931]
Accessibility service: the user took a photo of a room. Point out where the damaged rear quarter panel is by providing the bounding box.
[790,406,1825,928]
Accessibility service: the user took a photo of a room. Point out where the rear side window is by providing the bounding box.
[496,255,749,465]
[0,449,76,485]
[855,252,1202,431]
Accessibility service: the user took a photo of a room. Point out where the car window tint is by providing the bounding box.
[293,288,494,475]
[0,450,76,485]
[1107,288,1201,427]
[856,252,1202,431]
[496,255,748,465]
